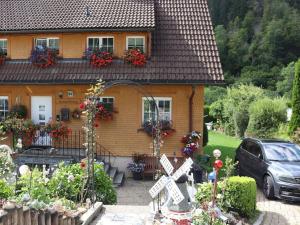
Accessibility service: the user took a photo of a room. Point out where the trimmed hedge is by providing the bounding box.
[195,176,256,218]
[225,176,256,218]
[289,59,300,134]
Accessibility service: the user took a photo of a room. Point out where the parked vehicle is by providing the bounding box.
[235,138,300,201]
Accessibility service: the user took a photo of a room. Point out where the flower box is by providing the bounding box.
[84,48,113,68]
[30,47,57,68]
[124,49,146,67]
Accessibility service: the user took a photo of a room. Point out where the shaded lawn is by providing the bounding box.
[200,131,242,177]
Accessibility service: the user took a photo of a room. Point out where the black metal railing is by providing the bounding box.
[13,130,116,164]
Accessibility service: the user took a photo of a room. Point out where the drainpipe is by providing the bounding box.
[189,85,196,132]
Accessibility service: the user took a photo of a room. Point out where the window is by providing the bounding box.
[143,97,171,122]
[126,36,145,52]
[0,97,9,121]
[97,97,114,112]
[0,39,7,55]
[87,37,114,53]
[35,38,59,52]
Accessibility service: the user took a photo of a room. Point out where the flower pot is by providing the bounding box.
[132,171,143,180]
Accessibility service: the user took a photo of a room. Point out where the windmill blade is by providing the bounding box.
[149,175,168,199]
[160,154,174,176]
[172,157,193,181]
[165,179,184,205]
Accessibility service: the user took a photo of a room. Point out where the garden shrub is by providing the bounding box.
[0,179,13,199]
[49,162,117,204]
[195,176,256,218]
[203,122,208,147]
[49,163,84,202]
[225,176,256,218]
[246,98,287,138]
[289,59,300,134]
[17,168,51,204]
[233,108,249,138]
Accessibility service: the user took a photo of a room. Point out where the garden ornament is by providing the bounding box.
[213,149,221,159]
[15,138,23,150]
[208,171,216,182]
[19,165,30,176]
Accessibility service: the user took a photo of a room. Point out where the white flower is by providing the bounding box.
[67,174,75,182]
[44,178,49,183]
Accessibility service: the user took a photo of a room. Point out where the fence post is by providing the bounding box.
[16,205,23,225]
[0,210,8,225]
[51,211,58,225]
[38,210,46,225]
[30,210,38,225]
[23,207,31,225]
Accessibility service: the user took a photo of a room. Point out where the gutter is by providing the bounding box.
[189,85,196,132]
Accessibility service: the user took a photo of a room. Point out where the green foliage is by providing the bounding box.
[246,98,287,138]
[225,176,257,218]
[10,105,28,118]
[276,62,295,98]
[17,168,51,204]
[222,84,265,137]
[0,179,13,199]
[48,163,84,202]
[192,210,226,225]
[289,59,300,134]
[94,164,117,204]
[292,128,300,144]
[204,86,227,106]
[0,147,15,181]
[49,163,116,204]
[195,176,256,218]
[204,131,241,177]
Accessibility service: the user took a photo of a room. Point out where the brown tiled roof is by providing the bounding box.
[0,0,224,84]
[0,0,155,32]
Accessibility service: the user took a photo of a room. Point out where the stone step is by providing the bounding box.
[113,172,125,187]
[108,167,118,180]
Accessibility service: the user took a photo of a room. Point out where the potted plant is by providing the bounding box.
[181,131,201,157]
[10,105,28,118]
[127,153,146,180]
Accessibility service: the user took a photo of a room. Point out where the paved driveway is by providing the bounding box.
[111,179,300,225]
[256,190,300,225]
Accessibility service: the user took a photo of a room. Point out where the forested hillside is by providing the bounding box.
[208,0,300,97]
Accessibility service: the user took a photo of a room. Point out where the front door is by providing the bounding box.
[31,96,52,125]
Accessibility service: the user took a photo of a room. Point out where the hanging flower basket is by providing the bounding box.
[84,48,113,68]
[30,47,57,68]
[80,101,116,121]
[124,49,146,67]
[181,131,201,157]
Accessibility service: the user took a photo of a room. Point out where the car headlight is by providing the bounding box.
[278,176,296,184]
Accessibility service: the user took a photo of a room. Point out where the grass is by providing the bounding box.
[196,131,241,177]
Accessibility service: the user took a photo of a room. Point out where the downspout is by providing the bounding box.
[189,85,196,132]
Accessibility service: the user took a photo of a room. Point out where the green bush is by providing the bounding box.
[49,162,117,204]
[10,105,28,118]
[225,176,256,218]
[0,179,13,199]
[289,59,300,134]
[195,176,256,218]
[246,98,287,138]
[203,122,208,147]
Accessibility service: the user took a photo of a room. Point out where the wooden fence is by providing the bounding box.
[0,203,82,225]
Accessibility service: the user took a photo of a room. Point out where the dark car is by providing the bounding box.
[235,138,300,201]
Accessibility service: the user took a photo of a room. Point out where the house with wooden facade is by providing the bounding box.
[0,0,223,180]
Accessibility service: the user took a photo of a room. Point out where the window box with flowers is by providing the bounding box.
[181,131,201,157]
[44,121,72,141]
[84,48,113,68]
[30,46,58,68]
[140,120,175,138]
[124,48,146,67]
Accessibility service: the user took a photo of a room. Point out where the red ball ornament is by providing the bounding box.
[214,160,223,169]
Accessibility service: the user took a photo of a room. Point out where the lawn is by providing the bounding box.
[198,131,242,177]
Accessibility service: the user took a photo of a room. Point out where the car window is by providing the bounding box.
[263,143,300,162]
[246,141,262,158]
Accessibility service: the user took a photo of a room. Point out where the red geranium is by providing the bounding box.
[79,102,85,110]
[124,49,146,67]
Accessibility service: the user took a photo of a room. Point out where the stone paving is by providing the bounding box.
[93,178,300,225]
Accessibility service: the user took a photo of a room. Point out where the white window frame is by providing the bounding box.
[0,39,8,55]
[0,96,9,120]
[35,37,59,50]
[87,36,114,53]
[142,97,172,122]
[126,36,146,53]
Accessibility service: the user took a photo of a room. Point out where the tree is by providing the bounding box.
[289,59,300,134]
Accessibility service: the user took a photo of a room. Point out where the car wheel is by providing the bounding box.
[263,175,275,200]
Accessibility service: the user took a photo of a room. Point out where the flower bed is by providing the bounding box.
[124,48,146,67]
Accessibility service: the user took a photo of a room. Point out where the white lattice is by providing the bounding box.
[172,158,193,181]
[149,175,169,198]
[160,154,174,176]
